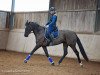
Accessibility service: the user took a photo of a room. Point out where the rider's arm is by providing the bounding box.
[46,18,52,25]
[49,15,57,27]
[46,21,51,25]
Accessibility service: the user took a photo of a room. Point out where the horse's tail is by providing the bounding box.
[77,36,89,61]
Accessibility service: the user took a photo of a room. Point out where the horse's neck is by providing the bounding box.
[32,25,45,36]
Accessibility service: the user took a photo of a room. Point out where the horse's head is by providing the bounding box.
[24,21,33,37]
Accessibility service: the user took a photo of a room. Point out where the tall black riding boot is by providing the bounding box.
[47,39,52,46]
[47,37,53,46]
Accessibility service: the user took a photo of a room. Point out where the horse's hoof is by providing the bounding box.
[57,63,60,66]
[51,63,55,66]
[24,59,27,63]
[80,62,83,68]
[80,64,83,68]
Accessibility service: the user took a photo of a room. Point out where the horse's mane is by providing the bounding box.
[30,22,44,28]
[32,22,39,26]
[29,22,45,32]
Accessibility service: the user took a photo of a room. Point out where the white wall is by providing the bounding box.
[6,29,100,62]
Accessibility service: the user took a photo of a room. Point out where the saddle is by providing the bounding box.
[44,27,59,41]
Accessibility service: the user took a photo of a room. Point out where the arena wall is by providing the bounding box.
[0,0,100,62]
[6,29,100,61]
[0,12,9,50]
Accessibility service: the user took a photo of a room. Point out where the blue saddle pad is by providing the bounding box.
[45,28,59,40]
[51,30,59,39]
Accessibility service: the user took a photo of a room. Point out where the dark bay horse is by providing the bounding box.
[24,21,89,67]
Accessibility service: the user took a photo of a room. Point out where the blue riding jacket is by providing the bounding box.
[46,14,57,34]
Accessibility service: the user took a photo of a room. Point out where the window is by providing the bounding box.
[14,0,49,12]
[0,0,12,11]
[0,0,49,12]
[0,0,11,29]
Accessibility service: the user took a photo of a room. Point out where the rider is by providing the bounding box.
[45,7,58,45]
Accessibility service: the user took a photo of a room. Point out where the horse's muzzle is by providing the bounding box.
[24,34,28,37]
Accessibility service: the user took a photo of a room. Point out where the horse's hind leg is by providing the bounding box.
[42,46,54,66]
[70,45,83,67]
[58,43,68,65]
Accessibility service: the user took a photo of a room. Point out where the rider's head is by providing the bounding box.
[49,7,56,15]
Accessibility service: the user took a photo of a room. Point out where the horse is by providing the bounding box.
[24,21,89,67]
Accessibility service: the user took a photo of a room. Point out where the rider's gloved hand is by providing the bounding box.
[45,25,49,28]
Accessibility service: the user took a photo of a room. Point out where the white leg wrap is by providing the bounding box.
[80,62,83,67]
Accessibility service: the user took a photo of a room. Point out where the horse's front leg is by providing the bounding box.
[24,45,40,63]
[42,46,55,66]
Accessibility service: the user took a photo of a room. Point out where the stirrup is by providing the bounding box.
[47,40,53,46]
[49,42,53,46]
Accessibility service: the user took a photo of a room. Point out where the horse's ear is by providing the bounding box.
[27,20,28,23]
[25,20,29,26]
